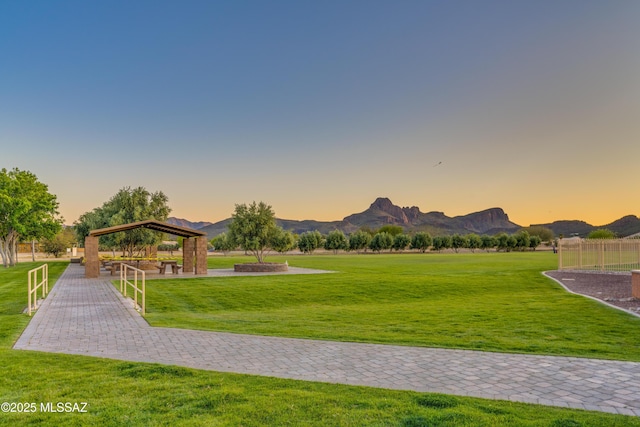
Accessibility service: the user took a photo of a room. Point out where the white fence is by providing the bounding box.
[120,264,146,315]
[558,239,640,272]
[27,264,49,316]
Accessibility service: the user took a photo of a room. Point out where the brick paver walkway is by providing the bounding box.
[14,265,640,416]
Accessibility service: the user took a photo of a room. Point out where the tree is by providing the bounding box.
[466,233,482,253]
[377,225,404,237]
[348,230,372,254]
[495,233,510,252]
[41,227,76,258]
[211,232,236,255]
[358,226,377,237]
[480,235,497,252]
[514,230,531,251]
[298,230,323,254]
[392,233,411,252]
[369,232,393,253]
[75,187,170,257]
[451,234,468,253]
[0,168,62,267]
[587,229,616,239]
[157,242,180,255]
[410,232,432,253]
[228,201,279,263]
[271,228,296,254]
[522,226,555,244]
[529,235,542,250]
[324,230,348,254]
[432,235,451,252]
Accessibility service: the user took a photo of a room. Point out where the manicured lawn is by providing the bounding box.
[143,252,640,361]
[1,260,639,425]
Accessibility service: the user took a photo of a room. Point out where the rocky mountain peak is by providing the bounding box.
[369,197,409,224]
[456,208,516,233]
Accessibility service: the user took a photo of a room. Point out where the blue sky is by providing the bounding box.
[2,0,639,226]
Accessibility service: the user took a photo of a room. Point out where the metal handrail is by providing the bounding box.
[28,264,49,316]
[120,263,146,315]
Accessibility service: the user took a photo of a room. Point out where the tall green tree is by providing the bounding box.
[324,230,348,254]
[522,226,555,244]
[271,228,296,254]
[392,233,411,252]
[529,235,542,250]
[0,168,62,267]
[74,186,170,257]
[514,230,531,251]
[451,234,468,253]
[410,232,432,253]
[587,229,616,239]
[480,235,497,252]
[211,232,236,255]
[41,227,76,258]
[369,232,393,253]
[495,233,510,252]
[227,201,279,263]
[377,225,404,237]
[466,233,482,253]
[348,230,372,254]
[298,230,323,254]
[432,235,451,252]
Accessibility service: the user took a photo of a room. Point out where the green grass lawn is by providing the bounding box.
[1,259,640,425]
[144,252,640,361]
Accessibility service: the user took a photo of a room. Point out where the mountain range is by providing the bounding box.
[167,197,640,239]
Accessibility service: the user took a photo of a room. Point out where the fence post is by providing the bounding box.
[578,242,582,269]
[558,240,563,269]
[632,270,640,299]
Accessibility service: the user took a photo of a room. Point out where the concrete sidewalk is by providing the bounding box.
[14,264,640,416]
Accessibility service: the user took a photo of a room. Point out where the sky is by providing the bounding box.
[1,0,639,227]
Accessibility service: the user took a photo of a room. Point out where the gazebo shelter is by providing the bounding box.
[84,220,208,278]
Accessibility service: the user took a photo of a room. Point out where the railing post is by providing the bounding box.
[118,264,145,315]
[28,269,32,316]
[27,264,49,316]
[133,269,138,308]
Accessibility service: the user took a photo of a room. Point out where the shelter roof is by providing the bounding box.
[88,220,207,238]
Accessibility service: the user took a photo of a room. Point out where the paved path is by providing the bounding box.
[14,265,640,416]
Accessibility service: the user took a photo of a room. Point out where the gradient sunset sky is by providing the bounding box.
[2,1,638,227]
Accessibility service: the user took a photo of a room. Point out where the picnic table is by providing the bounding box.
[103,260,142,275]
[157,260,182,275]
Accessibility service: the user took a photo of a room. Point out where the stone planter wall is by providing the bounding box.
[234,263,289,273]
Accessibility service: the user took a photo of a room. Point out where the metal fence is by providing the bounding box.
[558,238,640,271]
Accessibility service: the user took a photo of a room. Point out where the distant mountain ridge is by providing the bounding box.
[175,198,640,239]
[197,197,522,238]
[342,197,520,235]
[534,215,640,239]
[166,217,213,230]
